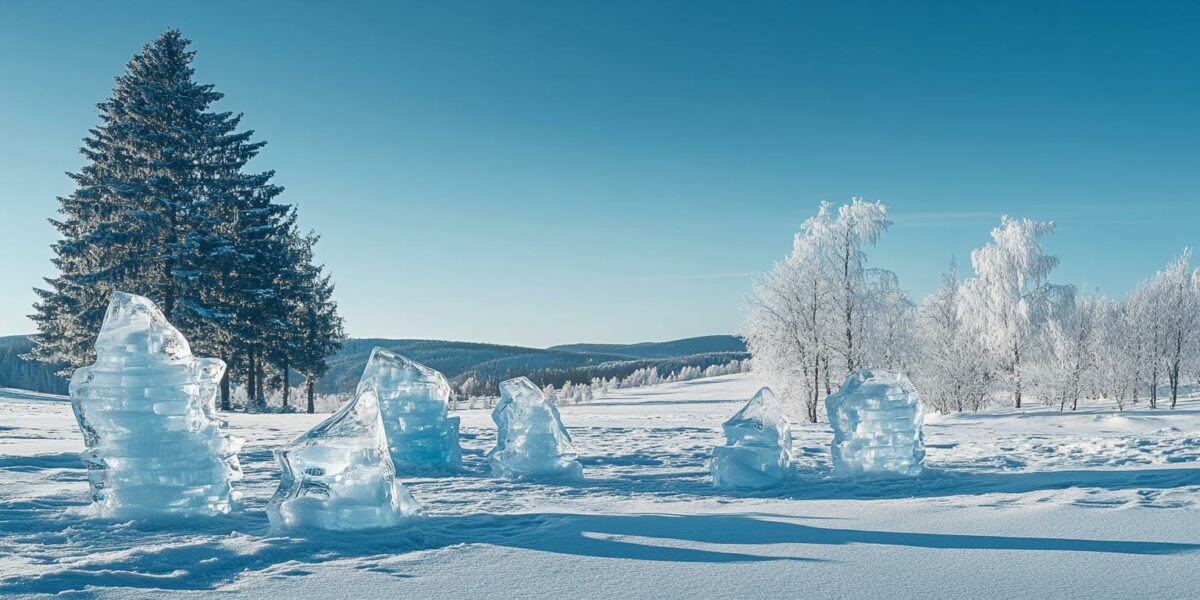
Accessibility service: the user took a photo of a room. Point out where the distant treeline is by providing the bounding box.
[0,336,68,394]
[0,335,747,398]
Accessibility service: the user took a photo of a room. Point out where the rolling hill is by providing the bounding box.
[0,334,748,396]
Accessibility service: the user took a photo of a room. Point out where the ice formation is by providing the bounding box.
[488,377,582,479]
[68,291,243,517]
[364,348,462,471]
[825,369,925,477]
[711,387,793,489]
[268,349,422,531]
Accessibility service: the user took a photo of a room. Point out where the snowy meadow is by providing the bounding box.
[2,374,1200,598]
[3,16,1200,600]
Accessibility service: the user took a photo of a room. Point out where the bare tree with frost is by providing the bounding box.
[745,204,836,422]
[914,261,995,413]
[958,217,1064,408]
[745,199,904,422]
[1091,296,1138,410]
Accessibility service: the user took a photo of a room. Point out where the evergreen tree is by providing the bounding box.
[29,29,343,412]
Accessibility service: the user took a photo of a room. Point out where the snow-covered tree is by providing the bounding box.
[745,205,836,422]
[825,200,892,373]
[862,268,917,372]
[914,261,995,413]
[1129,251,1200,408]
[958,217,1066,408]
[745,199,902,422]
[1091,296,1137,409]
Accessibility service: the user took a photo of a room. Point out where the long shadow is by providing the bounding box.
[0,452,81,471]
[4,510,1196,595]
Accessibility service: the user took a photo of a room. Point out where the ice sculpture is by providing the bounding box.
[711,387,793,489]
[488,377,582,479]
[68,291,242,517]
[825,369,925,477]
[364,348,462,471]
[268,350,422,531]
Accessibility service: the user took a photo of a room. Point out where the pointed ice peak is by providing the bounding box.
[95,291,192,360]
[498,376,543,404]
[723,387,792,451]
[725,387,785,428]
[357,347,451,398]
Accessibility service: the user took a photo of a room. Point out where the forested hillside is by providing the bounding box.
[0,336,68,394]
[0,334,747,397]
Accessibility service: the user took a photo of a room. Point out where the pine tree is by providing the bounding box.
[28,29,340,413]
[290,236,345,414]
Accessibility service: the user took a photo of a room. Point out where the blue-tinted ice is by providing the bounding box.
[361,348,461,471]
[711,387,793,489]
[825,369,925,477]
[267,348,422,531]
[68,291,243,517]
[488,377,582,479]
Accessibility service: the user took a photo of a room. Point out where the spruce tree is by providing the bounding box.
[32,29,343,412]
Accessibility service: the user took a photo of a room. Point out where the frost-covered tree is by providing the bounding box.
[958,217,1065,408]
[745,205,836,422]
[745,199,904,422]
[1130,251,1200,409]
[1091,296,1137,409]
[862,268,917,372]
[914,261,995,413]
[1029,290,1106,412]
[826,200,892,373]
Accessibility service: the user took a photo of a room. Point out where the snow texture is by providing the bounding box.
[826,369,925,477]
[68,291,243,517]
[267,348,422,531]
[711,387,793,488]
[364,348,462,471]
[488,377,582,479]
[5,374,1200,598]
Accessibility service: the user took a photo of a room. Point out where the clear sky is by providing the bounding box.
[1,1,1197,347]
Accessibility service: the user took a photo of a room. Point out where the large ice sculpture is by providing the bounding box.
[268,350,422,531]
[68,291,242,517]
[488,377,582,479]
[825,369,925,477]
[364,348,462,471]
[711,387,793,489]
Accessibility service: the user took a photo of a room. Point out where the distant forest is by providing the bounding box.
[0,335,747,397]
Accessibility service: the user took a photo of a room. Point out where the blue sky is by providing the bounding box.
[1,1,1197,347]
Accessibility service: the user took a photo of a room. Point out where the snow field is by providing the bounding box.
[2,373,1199,599]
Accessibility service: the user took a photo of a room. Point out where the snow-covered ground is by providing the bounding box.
[2,374,1199,599]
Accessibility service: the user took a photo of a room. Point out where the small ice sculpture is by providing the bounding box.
[364,348,462,471]
[711,387,793,489]
[268,351,422,531]
[825,369,925,477]
[68,291,242,517]
[488,377,582,479]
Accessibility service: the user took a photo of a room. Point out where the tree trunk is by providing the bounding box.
[1012,345,1022,409]
[306,376,316,414]
[1149,368,1158,409]
[1169,362,1179,409]
[282,362,290,409]
[810,355,821,423]
[220,368,231,411]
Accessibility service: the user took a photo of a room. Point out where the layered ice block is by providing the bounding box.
[712,387,793,489]
[488,377,582,479]
[68,291,243,517]
[364,348,461,471]
[825,369,925,477]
